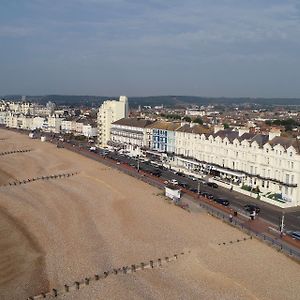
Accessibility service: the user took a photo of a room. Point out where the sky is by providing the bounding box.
[1,0,300,98]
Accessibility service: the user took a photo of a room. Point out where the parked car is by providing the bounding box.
[188,175,197,181]
[189,188,198,193]
[207,182,218,188]
[244,204,260,213]
[178,182,189,189]
[175,171,185,177]
[290,231,300,241]
[169,179,178,185]
[214,198,230,206]
[150,169,161,177]
[201,192,214,199]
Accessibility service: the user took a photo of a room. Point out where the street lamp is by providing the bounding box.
[197,179,201,197]
[137,155,140,172]
[280,211,285,237]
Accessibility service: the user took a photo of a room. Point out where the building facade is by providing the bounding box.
[174,127,300,207]
[110,118,154,156]
[97,96,129,147]
[148,121,181,153]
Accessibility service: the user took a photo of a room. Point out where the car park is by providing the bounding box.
[214,198,230,206]
[244,204,260,213]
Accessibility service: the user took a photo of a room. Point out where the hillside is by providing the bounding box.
[2,94,300,108]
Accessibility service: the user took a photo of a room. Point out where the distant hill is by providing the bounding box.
[2,94,300,108]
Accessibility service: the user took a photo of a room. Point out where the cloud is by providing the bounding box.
[0,25,36,37]
[1,0,300,96]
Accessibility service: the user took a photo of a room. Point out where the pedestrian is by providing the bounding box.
[230,185,233,192]
[229,214,233,222]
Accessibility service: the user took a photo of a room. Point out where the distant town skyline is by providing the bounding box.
[1,0,300,98]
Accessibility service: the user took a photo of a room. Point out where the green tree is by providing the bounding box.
[182,116,192,122]
[223,123,230,129]
[193,117,203,125]
[265,120,272,126]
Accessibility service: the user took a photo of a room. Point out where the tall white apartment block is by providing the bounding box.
[97,96,129,147]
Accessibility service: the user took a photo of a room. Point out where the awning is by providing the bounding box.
[211,166,245,177]
[177,157,201,166]
[146,150,163,156]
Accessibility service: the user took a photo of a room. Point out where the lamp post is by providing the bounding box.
[137,155,140,172]
[197,179,201,197]
[280,211,285,237]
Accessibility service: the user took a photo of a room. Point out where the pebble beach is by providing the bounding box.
[0,128,299,300]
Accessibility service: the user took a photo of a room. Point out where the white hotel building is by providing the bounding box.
[174,127,300,207]
[97,96,129,147]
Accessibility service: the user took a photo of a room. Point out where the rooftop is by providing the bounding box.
[148,121,181,131]
[112,118,154,128]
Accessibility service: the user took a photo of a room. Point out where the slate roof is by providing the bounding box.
[213,130,239,141]
[113,118,154,128]
[252,134,269,147]
[147,120,181,131]
[176,124,212,134]
[269,136,300,153]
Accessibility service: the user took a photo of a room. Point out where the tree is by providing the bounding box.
[285,124,293,132]
[193,117,203,125]
[182,116,191,122]
[265,120,272,126]
[223,123,230,129]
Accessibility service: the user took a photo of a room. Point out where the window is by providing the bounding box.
[286,174,290,184]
